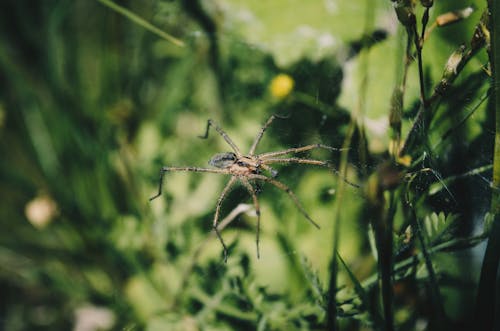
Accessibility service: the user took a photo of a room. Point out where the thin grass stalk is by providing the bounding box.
[475,1,500,329]
[412,210,446,328]
[96,0,185,47]
[379,191,396,331]
[326,1,376,327]
[364,163,402,331]
[326,120,355,331]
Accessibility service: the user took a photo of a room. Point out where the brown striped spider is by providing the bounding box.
[150,114,348,262]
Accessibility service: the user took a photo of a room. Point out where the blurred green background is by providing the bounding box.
[0,0,492,330]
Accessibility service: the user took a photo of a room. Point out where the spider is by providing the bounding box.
[150,114,347,262]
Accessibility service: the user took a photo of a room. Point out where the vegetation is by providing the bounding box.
[0,0,496,330]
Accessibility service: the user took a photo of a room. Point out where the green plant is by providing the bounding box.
[0,0,495,330]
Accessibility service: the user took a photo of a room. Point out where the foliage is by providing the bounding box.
[0,0,494,330]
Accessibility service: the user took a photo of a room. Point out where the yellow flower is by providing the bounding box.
[269,74,294,99]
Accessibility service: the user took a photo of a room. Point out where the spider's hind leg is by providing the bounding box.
[240,178,262,259]
[261,164,279,178]
[213,176,237,262]
[213,226,229,263]
[250,174,321,229]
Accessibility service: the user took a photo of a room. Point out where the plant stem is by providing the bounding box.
[326,120,354,331]
[413,211,446,327]
[413,25,427,106]
[379,191,396,331]
[475,1,500,329]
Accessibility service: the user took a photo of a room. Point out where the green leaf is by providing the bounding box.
[423,212,459,244]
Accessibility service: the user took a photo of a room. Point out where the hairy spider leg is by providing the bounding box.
[262,157,360,188]
[259,144,346,159]
[260,164,279,177]
[239,178,262,258]
[248,174,320,229]
[262,157,331,167]
[198,119,242,155]
[149,166,229,201]
[248,114,287,156]
[213,176,238,262]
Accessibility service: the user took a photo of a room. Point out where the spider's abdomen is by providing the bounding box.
[209,152,237,169]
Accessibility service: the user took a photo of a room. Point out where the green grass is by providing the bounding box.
[0,0,495,330]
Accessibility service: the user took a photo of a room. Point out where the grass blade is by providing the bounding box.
[96,0,185,47]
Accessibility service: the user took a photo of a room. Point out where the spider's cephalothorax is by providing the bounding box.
[209,152,262,176]
[150,114,350,262]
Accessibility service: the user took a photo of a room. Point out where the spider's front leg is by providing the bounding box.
[248,113,289,155]
[198,119,242,155]
[149,167,169,201]
[150,166,229,201]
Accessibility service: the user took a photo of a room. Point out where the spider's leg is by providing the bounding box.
[198,119,242,155]
[259,144,347,159]
[248,114,288,155]
[213,176,237,262]
[261,164,279,178]
[149,167,229,201]
[249,174,320,229]
[150,167,168,201]
[262,157,330,167]
[261,158,360,188]
[240,178,262,259]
